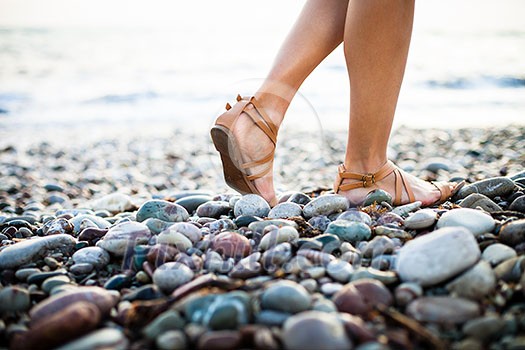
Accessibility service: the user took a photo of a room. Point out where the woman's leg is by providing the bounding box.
[232,0,349,203]
[339,0,454,206]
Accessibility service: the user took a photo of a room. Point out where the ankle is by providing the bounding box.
[343,156,388,174]
[254,92,290,127]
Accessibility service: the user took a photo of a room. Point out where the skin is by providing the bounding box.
[231,0,455,206]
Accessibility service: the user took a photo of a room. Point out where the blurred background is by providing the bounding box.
[0,0,524,136]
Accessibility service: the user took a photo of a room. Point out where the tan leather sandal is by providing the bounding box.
[333,160,463,206]
[211,95,278,207]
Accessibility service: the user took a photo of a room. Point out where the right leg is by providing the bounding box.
[232,0,349,204]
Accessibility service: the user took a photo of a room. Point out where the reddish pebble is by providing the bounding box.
[211,231,251,259]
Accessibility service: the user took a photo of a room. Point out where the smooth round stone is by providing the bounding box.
[333,279,393,315]
[456,177,515,200]
[15,268,41,281]
[166,222,202,244]
[261,280,311,314]
[326,259,354,283]
[72,246,110,269]
[0,286,31,313]
[396,227,481,287]
[406,297,481,324]
[446,260,496,300]
[302,266,325,279]
[460,193,502,212]
[494,256,525,282]
[70,214,111,234]
[267,202,302,219]
[337,210,372,226]
[404,209,437,229]
[509,195,525,212]
[233,194,270,218]
[104,274,132,291]
[363,189,393,206]
[211,231,251,259]
[248,219,297,233]
[153,262,194,294]
[42,275,71,294]
[157,230,193,252]
[136,200,189,223]
[312,298,337,313]
[55,328,129,350]
[196,201,230,218]
[122,284,161,301]
[326,220,371,242]
[143,310,186,339]
[143,218,174,235]
[462,315,506,341]
[499,219,525,246]
[156,330,187,350]
[70,263,94,275]
[394,282,423,306]
[424,159,451,173]
[96,222,151,256]
[282,311,352,350]
[175,194,214,214]
[197,330,242,350]
[303,194,349,219]
[320,283,343,296]
[89,193,134,214]
[362,236,395,259]
[233,215,261,228]
[0,234,76,269]
[28,270,68,285]
[482,243,517,266]
[307,215,331,231]
[436,208,495,236]
[259,226,299,251]
[255,310,291,327]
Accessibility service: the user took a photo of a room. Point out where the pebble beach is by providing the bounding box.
[1,124,525,350]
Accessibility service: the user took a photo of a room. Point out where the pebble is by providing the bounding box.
[333,279,393,316]
[143,310,186,339]
[509,194,525,212]
[456,177,516,200]
[136,200,189,223]
[396,227,480,287]
[362,236,395,258]
[499,219,525,246]
[282,311,352,350]
[175,194,214,214]
[460,193,502,212]
[482,243,517,266]
[14,268,41,281]
[233,194,270,218]
[157,230,193,252]
[462,315,506,341]
[406,297,481,323]
[261,280,311,314]
[70,214,111,234]
[55,328,129,350]
[156,330,187,350]
[89,193,135,214]
[337,209,373,225]
[0,234,76,269]
[258,226,299,251]
[196,200,230,218]
[248,219,297,233]
[302,194,349,219]
[72,246,110,269]
[96,221,151,256]
[326,220,371,242]
[404,209,437,229]
[42,275,71,294]
[326,259,354,283]
[267,202,302,219]
[363,189,393,206]
[436,208,495,236]
[0,286,31,313]
[394,282,423,306]
[211,231,251,259]
[446,260,496,300]
[152,262,195,294]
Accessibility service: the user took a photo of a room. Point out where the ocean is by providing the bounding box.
[0,0,524,136]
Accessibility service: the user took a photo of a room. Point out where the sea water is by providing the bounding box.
[0,0,523,135]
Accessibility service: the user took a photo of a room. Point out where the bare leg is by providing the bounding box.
[232,0,349,203]
[339,0,455,206]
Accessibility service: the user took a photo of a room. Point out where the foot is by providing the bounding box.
[231,95,285,205]
[336,162,458,207]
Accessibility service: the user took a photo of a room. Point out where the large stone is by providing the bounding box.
[456,177,515,200]
[326,220,371,242]
[261,280,311,314]
[396,227,480,287]
[406,297,481,324]
[233,194,270,218]
[136,200,189,223]
[404,209,438,229]
[96,221,151,256]
[303,195,349,219]
[0,234,76,269]
[282,311,352,350]
[436,208,495,236]
[267,202,302,219]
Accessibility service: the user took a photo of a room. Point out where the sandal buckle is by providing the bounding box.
[361,173,375,187]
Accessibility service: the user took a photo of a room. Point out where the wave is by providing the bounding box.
[85,91,159,104]
[425,76,525,89]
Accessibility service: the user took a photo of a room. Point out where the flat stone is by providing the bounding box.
[436,208,495,236]
[481,243,517,266]
[233,194,270,218]
[446,260,496,300]
[396,227,480,287]
[282,311,352,350]
[326,220,371,242]
[136,200,189,223]
[72,247,110,269]
[267,202,302,219]
[499,219,525,246]
[261,280,311,314]
[96,221,151,256]
[303,194,349,219]
[0,234,76,269]
[456,177,515,200]
[153,262,194,294]
[406,297,481,324]
[404,209,437,229]
[460,193,502,212]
